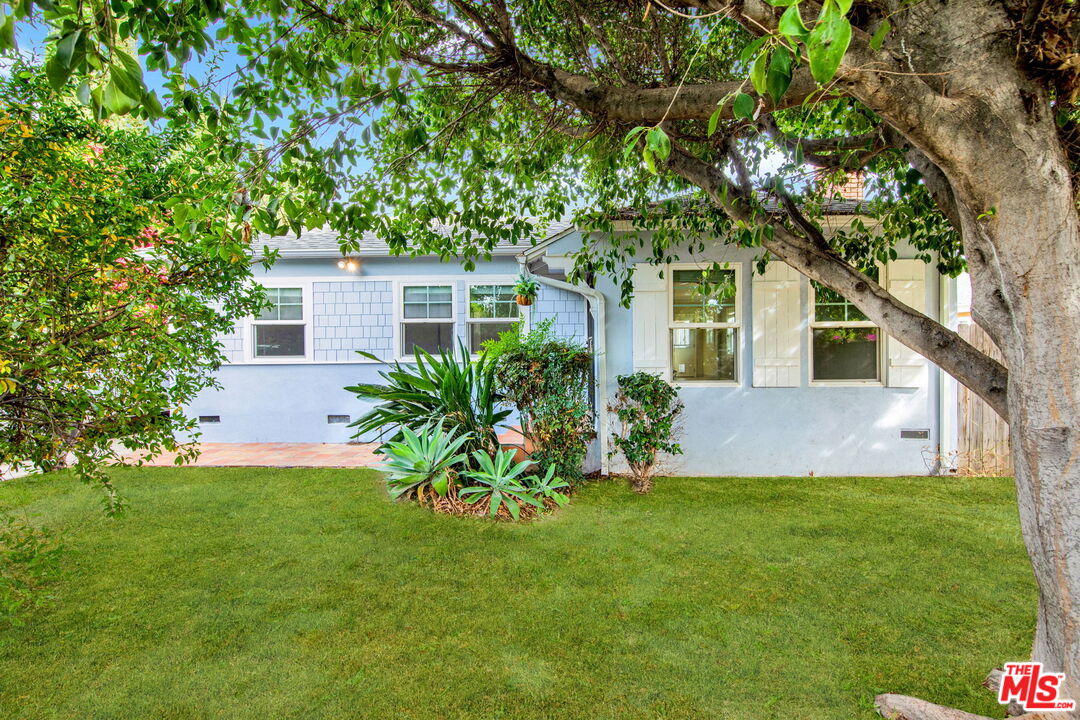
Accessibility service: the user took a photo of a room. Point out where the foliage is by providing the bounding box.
[0,62,265,511]
[484,320,594,484]
[610,373,684,494]
[378,423,470,503]
[0,515,63,625]
[520,464,570,508]
[459,449,544,521]
[346,343,510,464]
[512,273,539,300]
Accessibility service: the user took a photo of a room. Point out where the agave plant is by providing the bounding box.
[522,464,571,508]
[346,342,510,464]
[379,424,471,502]
[459,449,543,520]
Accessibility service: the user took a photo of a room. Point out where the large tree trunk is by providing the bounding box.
[895,44,1080,711]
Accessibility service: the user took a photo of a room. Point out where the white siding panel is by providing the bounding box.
[631,263,670,377]
[887,259,929,387]
[752,261,801,387]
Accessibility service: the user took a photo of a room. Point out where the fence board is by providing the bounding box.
[956,323,1012,476]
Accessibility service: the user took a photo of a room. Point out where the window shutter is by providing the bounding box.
[887,259,928,387]
[752,261,802,387]
[631,263,669,377]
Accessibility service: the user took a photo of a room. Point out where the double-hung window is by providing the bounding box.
[467,284,519,352]
[252,287,307,359]
[401,285,454,355]
[670,266,740,382]
[810,275,880,382]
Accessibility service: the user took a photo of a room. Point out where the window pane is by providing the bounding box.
[672,269,737,324]
[403,286,452,319]
[254,324,305,357]
[469,321,517,352]
[812,328,879,380]
[671,328,737,381]
[813,281,871,322]
[257,287,303,321]
[403,323,455,355]
[469,285,519,320]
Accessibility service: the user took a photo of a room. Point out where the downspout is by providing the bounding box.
[517,259,610,477]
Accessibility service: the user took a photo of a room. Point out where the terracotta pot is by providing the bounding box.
[515,294,534,306]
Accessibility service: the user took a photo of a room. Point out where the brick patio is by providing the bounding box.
[124,442,382,468]
[121,428,527,469]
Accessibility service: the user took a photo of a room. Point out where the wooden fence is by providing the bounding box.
[956,323,1012,476]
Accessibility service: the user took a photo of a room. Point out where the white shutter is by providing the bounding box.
[631,263,669,377]
[752,261,802,387]
[887,259,929,387]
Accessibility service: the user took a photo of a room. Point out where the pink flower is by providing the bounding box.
[88,143,105,158]
[115,258,130,267]
[832,334,842,341]
[111,280,129,292]
[866,333,877,341]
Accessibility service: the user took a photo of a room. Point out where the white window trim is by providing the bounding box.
[244,280,314,364]
[667,262,743,386]
[807,268,885,386]
[465,280,527,354]
[395,281,459,361]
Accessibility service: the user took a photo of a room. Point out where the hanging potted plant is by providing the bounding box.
[513,273,539,306]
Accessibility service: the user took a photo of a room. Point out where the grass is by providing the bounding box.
[0,468,1034,720]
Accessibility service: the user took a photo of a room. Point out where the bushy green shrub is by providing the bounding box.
[484,319,594,484]
[0,515,63,625]
[609,372,684,493]
[346,343,510,464]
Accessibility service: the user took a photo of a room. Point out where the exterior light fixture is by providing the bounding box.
[336,257,360,272]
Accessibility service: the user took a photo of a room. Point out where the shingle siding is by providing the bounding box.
[532,285,588,344]
[313,280,394,362]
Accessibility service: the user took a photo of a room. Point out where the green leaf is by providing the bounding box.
[44,55,73,90]
[0,13,14,52]
[623,125,647,160]
[869,19,891,51]
[109,52,145,101]
[75,79,91,105]
[55,29,81,68]
[807,3,852,84]
[835,0,854,14]
[764,0,800,6]
[738,36,767,66]
[749,50,769,97]
[645,126,670,162]
[707,104,723,136]
[765,45,793,106]
[733,92,755,120]
[642,147,657,174]
[778,4,808,40]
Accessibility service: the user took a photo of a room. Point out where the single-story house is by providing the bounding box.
[189,204,971,477]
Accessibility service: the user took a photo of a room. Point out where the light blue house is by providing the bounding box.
[190,212,968,477]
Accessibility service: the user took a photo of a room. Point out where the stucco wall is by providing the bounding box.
[544,230,942,477]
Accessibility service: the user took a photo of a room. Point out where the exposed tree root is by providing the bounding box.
[876,693,1053,720]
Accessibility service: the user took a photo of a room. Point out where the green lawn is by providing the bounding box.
[0,468,1034,720]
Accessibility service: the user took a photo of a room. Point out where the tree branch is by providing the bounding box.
[663,146,1010,417]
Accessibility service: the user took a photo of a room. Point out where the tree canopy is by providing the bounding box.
[0,63,263,510]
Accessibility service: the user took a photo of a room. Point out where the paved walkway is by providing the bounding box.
[125,443,382,468]
[121,429,527,469]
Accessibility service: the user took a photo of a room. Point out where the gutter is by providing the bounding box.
[517,258,610,477]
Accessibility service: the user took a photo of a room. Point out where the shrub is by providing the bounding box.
[346,343,510,463]
[484,319,594,484]
[0,515,63,625]
[379,424,470,504]
[460,449,544,520]
[609,372,684,493]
